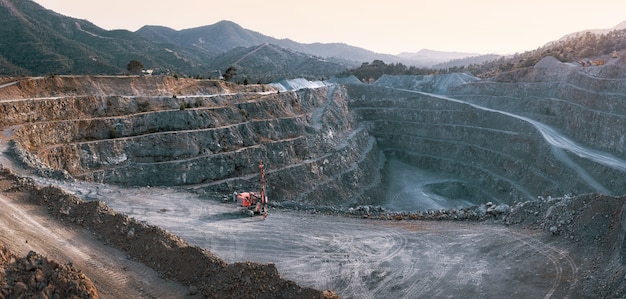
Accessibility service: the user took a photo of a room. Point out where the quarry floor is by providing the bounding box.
[8,174,586,299]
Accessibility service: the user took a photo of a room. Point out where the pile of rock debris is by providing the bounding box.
[0,243,98,298]
[272,193,626,248]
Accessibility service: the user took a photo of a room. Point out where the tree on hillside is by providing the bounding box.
[127,60,144,75]
[224,66,237,81]
[339,60,432,82]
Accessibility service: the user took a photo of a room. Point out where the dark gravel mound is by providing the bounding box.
[0,243,98,299]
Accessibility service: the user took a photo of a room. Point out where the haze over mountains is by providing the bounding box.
[1,0,625,81]
[136,21,404,64]
[554,20,626,42]
[0,0,411,78]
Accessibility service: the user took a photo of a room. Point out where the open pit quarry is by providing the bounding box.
[1,55,626,298]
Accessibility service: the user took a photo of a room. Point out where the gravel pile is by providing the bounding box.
[271,192,626,248]
[0,243,98,299]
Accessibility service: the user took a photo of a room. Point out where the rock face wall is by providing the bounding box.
[6,77,381,206]
[449,57,626,159]
[347,85,599,205]
[347,58,626,205]
[4,66,626,208]
[446,57,626,197]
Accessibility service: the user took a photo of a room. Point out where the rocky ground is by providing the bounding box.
[0,243,98,299]
[270,192,626,297]
[0,167,339,299]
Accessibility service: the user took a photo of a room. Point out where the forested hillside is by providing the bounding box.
[341,28,626,81]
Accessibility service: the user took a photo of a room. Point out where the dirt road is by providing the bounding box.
[0,191,189,298]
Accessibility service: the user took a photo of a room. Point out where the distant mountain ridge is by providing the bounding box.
[0,0,206,75]
[136,20,402,65]
[0,0,488,77]
[207,43,349,83]
[0,0,398,77]
[3,0,624,78]
[137,21,494,68]
[398,49,483,67]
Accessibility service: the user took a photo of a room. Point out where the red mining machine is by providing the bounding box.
[234,160,268,219]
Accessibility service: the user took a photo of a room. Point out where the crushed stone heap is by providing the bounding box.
[0,243,99,299]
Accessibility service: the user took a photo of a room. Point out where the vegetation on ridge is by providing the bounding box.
[462,28,626,78]
[340,28,626,82]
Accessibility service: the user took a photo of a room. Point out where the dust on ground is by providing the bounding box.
[0,169,338,299]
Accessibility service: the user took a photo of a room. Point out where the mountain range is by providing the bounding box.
[0,0,495,80]
[1,0,624,82]
[136,21,405,64]
[0,0,205,75]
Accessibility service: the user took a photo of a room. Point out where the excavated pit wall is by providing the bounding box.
[0,75,246,100]
[6,77,381,206]
[449,59,626,159]
[450,81,626,160]
[6,74,625,209]
[444,59,626,198]
[345,84,616,205]
[180,86,382,206]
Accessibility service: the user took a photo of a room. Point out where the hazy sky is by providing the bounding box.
[34,0,625,55]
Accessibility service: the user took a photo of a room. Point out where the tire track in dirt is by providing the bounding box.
[312,226,408,299]
[268,222,412,299]
[374,221,580,298]
[0,193,187,298]
[393,226,465,298]
[499,230,579,299]
[366,230,410,297]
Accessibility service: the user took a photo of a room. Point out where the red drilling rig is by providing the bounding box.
[234,160,268,219]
